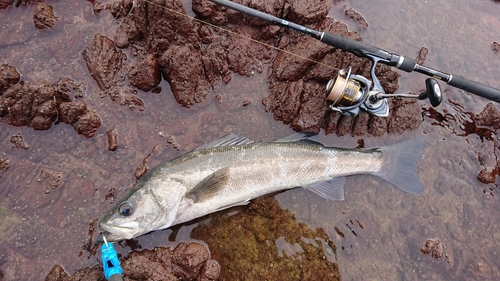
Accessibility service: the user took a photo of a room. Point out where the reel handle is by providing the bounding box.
[418,78,442,107]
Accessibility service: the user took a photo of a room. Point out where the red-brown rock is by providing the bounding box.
[33,2,59,29]
[128,52,161,92]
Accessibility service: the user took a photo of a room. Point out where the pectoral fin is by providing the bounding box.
[187,167,230,203]
[304,177,346,201]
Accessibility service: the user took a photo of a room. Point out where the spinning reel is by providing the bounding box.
[325,58,443,117]
[210,0,500,108]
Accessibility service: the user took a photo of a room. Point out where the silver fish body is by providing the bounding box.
[100,134,424,241]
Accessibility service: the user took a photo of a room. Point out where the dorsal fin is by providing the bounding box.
[195,133,254,151]
[275,132,323,146]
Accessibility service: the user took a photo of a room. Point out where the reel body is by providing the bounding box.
[325,56,442,117]
[326,67,389,117]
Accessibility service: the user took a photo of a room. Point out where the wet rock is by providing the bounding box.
[89,1,105,15]
[0,64,20,93]
[336,115,354,136]
[94,0,413,136]
[113,16,134,48]
[324,111,341,135]
[0,0,15,9]
[477,167,496,184]
[200,259,220,281]
[33,2,59,29]
[351,111,370,136]
[58,101,87,125]
[111,0,273,106]
[196,0,409,136]
[40,169,64,191]
[421,238,444,259]
[0,158,9,171]
[120,248,177,280]
[224,26,273,77]
[1,81,58,129]
[108,87,144,110]
[287,0,331,24]
[474,102,500,129]
[289,81,328,132]
[92,0,210,107]
[128,52,161,92]
[106,129,118,151]
[159,44,210,107]
[10,133,29,149]
[492,42,500,52]
[166,135,179,150]
[192,0,283,26]
[0,73,101,138]
[44,264,70,281]
[45,243,219,281]
[72,110,101,138]
[416,47,429,64]
[107,0,133,19]
[82,34,124,91]
[1,0,44,9]
[66,265,106,281]
[82,34,144,109]
[53,77,84,96]
[98,0,290,109]
[344,7,368,30]
[191,196,340,281]
[0,66,101,137]
[386,98,422,134]
[171,242,214,280]
[134,155,149,180]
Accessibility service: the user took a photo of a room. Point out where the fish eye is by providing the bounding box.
[118,202,134,216]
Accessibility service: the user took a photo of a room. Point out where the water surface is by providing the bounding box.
[1,0,500,280]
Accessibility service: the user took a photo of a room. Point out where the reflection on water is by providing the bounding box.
[1,0,500,280]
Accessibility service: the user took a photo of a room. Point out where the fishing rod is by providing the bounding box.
[208,0,500,117]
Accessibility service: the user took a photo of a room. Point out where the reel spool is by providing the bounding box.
[326,67,363,107]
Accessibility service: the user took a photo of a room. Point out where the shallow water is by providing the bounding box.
[1,0,500,280]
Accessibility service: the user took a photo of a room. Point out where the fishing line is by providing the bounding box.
[133,0,500,116]
[140,0,340,71]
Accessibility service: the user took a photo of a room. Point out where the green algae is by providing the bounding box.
[191,196,341,281]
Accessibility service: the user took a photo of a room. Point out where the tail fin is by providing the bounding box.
[374,138,425,194]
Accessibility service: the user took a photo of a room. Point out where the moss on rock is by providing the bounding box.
[191,196,341,281]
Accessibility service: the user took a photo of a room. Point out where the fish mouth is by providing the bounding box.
[99,221,140,242]
[99,231,125,242]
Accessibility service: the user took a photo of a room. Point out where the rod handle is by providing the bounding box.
[320,32,388,58]
[447,75,500,103]
[320,32,418,72]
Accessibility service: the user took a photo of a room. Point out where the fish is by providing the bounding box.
[99,133,425,241]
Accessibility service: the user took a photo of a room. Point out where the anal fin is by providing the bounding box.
[304,177,346,201]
